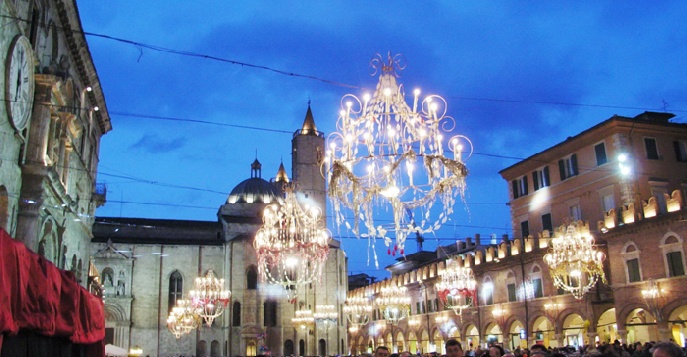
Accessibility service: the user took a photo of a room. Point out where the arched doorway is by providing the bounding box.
[319,339,326,356]
[197,340,207,357]
[626,308,658,343]
[396,329,405,353]
[509,320,526,350]
[532,316,555,347]
[597,308,618,344]
[408,331,418,354]
[284,339,294,356]
[562,313,586,348]
[299,339,305,357]
[420,329,429,353]
[485,322,502,345]
[668,305,687,346]
[464,324,480,351]
[433,328,443,354]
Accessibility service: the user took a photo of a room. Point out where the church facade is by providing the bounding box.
[91,107,349,357]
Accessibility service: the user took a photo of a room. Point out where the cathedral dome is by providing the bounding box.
[227,177,282,204]
[227,159,283,204]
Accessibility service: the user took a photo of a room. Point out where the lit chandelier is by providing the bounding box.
[436,259,477,315]
[314,305,338,329]
[292,308,315,330]
[167,299,201,338]
[343,296,373,330]
[375,284,411,325]
[254,186,330,294]
[325,52,471,258]
[189,270,231,326]
[543,221,606,299]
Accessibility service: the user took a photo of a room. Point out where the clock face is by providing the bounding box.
[5,35,35,132]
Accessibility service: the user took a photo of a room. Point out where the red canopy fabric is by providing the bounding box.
[0,228,104,348]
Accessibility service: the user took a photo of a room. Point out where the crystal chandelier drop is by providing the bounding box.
[375,285,411,325]
[254,186,330,292]
[292,308,315,330]
[543,221,606,299]
[325,52,471,257]
[314,304,338,329]
[436,259,477,315]
[343,296,373,330]
[189,270,231,326]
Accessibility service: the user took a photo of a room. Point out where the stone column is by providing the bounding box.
[616,330,627,344]
[586,332,598,347]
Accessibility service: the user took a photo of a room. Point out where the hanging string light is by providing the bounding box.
[325,52,471,260]
[254,186,331,293]
[543,221,606,299]
[436,259,477,315]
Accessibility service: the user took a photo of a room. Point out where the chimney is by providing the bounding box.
[474,233,481,246]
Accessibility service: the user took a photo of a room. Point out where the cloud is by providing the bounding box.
[129,134,187,153]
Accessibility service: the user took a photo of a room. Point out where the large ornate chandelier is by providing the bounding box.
[167,299,201,338]
[325,53,471,258]
[375,285,411,325]
[189,270,231,326]
[344,296,373,330]
[254,186,330,294]
[292,308,315,330]
[436,259,477,315]
[314,305,338,329]
[543,221,606,299]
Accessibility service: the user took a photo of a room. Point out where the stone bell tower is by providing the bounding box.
[291,103,326,223]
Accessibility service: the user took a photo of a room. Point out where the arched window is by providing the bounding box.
[102,267,115,287]
[506,270,517,302]
[168,270,183,311]
[481,275,493,305]
[211,340,220,357]
[661,232,685,277]
[529,264,544,298]
[622,241,642,283]
[233,301,241,326]
[247,265,258,290]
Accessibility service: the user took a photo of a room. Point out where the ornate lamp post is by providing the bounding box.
[543,221,606,299]
[325,52,472,261]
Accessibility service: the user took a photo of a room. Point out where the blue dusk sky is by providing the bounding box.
[76,1,687,280]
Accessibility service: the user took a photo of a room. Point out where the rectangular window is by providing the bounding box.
[569,204,581,221]
[627,258,641,283]
[645,137,659,160]
[558,154,578,180]
[512,176,529,199]
[601,192,615,213]
[532,278,544,298]
[674,141,687,162]
[416,302,421,315]
[667,251,685,277]
[532,167,550,191]
[595,142,608,166]
[541,213,553,235]
[507,283,517,302]
[520,220,530,238]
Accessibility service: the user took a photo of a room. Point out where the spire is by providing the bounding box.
[251,158,262,178]
[301,101,318,135]
[275,161,290,183]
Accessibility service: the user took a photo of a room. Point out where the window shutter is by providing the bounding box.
[674,141,683,162]
[543,166,550,186]
[532,171,539,191]
[571,154,578,176]
[558,160,566,180]
[523,175,529,195]
[512,180,519,199]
